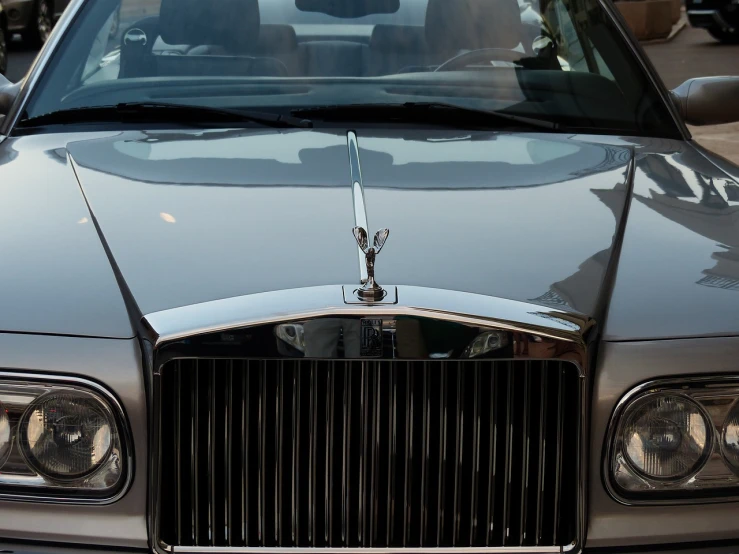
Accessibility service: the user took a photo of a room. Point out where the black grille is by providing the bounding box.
[157,359,580,548]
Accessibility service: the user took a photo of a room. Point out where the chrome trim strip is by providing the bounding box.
[1,0,87,134]
[143,285,592,348]
[347,132,369,283]
[603,375,739,506]
[167,546,562,554]
[595,0,691,140]
[0,371,134,505]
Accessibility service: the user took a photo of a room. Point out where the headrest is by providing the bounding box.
[256,24,298,53]
[425,0,522,52]
[160,0,260,50]
[370,25,427,51]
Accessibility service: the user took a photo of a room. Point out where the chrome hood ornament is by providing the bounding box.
[352,226,390,301]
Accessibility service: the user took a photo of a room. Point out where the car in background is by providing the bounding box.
[0,0,69,45]
[0,4,7,74]
[686,0,739,42]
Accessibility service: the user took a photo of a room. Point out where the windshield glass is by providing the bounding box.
[21,0,679,136]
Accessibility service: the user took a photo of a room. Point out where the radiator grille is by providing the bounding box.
[157,359,580,549]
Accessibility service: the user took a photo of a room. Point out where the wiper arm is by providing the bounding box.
[20,102,313,129]
[291,102,557,131]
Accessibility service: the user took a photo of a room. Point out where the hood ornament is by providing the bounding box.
[352,226,390,301]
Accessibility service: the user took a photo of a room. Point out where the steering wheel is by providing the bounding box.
[434,48,523,72]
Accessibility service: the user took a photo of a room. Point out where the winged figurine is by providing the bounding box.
[352,226,390,300]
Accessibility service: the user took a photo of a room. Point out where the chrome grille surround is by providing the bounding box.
[144,285,593,554]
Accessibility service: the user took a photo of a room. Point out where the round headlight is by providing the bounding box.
[0,401,11,468]
[721,398,739,474]
[621,394,712,481]
[19,391,114,481]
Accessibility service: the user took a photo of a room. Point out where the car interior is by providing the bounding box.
[117,0,538,79]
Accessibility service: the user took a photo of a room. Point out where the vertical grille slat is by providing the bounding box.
[451,369,463,546]
[325,366,335,546]
[535,369,548,546]
[552,366,565,545]
[485,366,497,547]
[437,362,448,547]
[192,361,199,545]
[225,362,232,546]
[159,358,579,550]
[175,365,182,545]
[291,365,300,546]
[386,363,396,546]
[308,363,317,546]
[469,363,480,546]
[258,363,266,546]
[502,366,513,545]
[519,368,531,546]
[207,365,215,545]
[241,362,249,545]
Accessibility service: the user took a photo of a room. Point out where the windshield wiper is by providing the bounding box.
[291,102,557,131]
[20,102,313,129]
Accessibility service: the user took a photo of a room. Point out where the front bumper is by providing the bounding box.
[0,0,33,32]
[687,8,738,29]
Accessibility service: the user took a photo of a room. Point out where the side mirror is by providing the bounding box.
[0,74,21,116]
[671,76,739,126]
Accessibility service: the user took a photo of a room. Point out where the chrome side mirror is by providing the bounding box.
[671,76,739,126]
[0,74,21,116]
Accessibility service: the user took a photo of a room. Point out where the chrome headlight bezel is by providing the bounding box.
[605,375,739,505]
[0,371,133,504]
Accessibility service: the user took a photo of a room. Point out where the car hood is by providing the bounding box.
[65,128,632,323]
[2,128,737,340]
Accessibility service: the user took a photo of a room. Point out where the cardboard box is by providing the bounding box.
[617,0,674,40]
[671,0,682,23]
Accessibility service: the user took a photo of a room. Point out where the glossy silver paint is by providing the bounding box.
[64,128,634,318]
[0,127,733,340]
[589,336,739,548]
[0,133,132,338]
[0,333,147,547]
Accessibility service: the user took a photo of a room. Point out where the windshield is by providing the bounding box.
[21,0,679,136]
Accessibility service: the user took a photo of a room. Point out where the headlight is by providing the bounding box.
[0,374,131,502]
[607,377,739,503]
[621,394,711,480]
[721,398,739,474]
[0,401,11,468]
[19,391,115,481]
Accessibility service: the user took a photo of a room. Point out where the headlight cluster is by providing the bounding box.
[0,375,130,502]
[608,377,739,503]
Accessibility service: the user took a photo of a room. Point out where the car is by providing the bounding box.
[686,0,739,43]
[0,0,738,553]
[0,3,7,75]
[0,0,69,46]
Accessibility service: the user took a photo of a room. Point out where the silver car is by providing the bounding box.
[0,0,738,553]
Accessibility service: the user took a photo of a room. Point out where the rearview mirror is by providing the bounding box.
[671,76,739,126]
[295,0,399,18]
[0,74,21,116]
